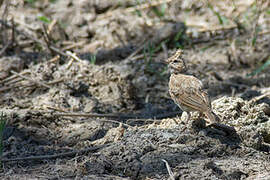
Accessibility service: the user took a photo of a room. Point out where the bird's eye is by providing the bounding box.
[173,60,178,63]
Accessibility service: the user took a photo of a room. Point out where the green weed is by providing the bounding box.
[143,42,168,78]
[0,112,6,166]
[90,54,96,65]
[251,26,260,46]
[152,3,167,18]
[38,16,51,24]
[143,42,155,73]
[207,3,228,25]
[247,57,270,76]
[24,0,37,4]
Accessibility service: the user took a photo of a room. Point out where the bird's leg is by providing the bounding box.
[181,111,191,122]
[201,112,211,125]
[205,110,220,124]
[199,112,203,119]
[179,111,191,133]
[186,112,191,122]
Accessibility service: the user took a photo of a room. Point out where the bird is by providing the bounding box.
[166,49,219,124]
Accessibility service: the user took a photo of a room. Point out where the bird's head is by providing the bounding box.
[166,49,187,74]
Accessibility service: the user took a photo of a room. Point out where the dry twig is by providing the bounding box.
[0,19,68,57]
[249,92,270,103]
[0,0,12,56]
[47,19,57,34]
[42,24,57,56]
[48,55,60,63]
[65,51,84,69]
[66,51,83,62]
[53,110,182,120]
[162,159,175,180]
[54,112,139,119]
[46,106,68,112]
[10,70,51,89]
[0,70,30,84]
[1,144,110,162]
[47,78,64,85]
[62,41,86,51]
[97,0,173,20]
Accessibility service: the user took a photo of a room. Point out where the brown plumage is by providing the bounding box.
[166,49,219,124]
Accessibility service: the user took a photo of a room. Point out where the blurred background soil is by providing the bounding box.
[0,0,270,179]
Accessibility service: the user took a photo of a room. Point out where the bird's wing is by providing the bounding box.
[170,75,210,112]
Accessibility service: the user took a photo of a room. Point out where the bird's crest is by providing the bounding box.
[166,49,184,64]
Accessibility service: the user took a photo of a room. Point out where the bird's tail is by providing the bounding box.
[205,110,220,124]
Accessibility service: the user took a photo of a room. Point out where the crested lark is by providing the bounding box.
[166,49,219,124]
